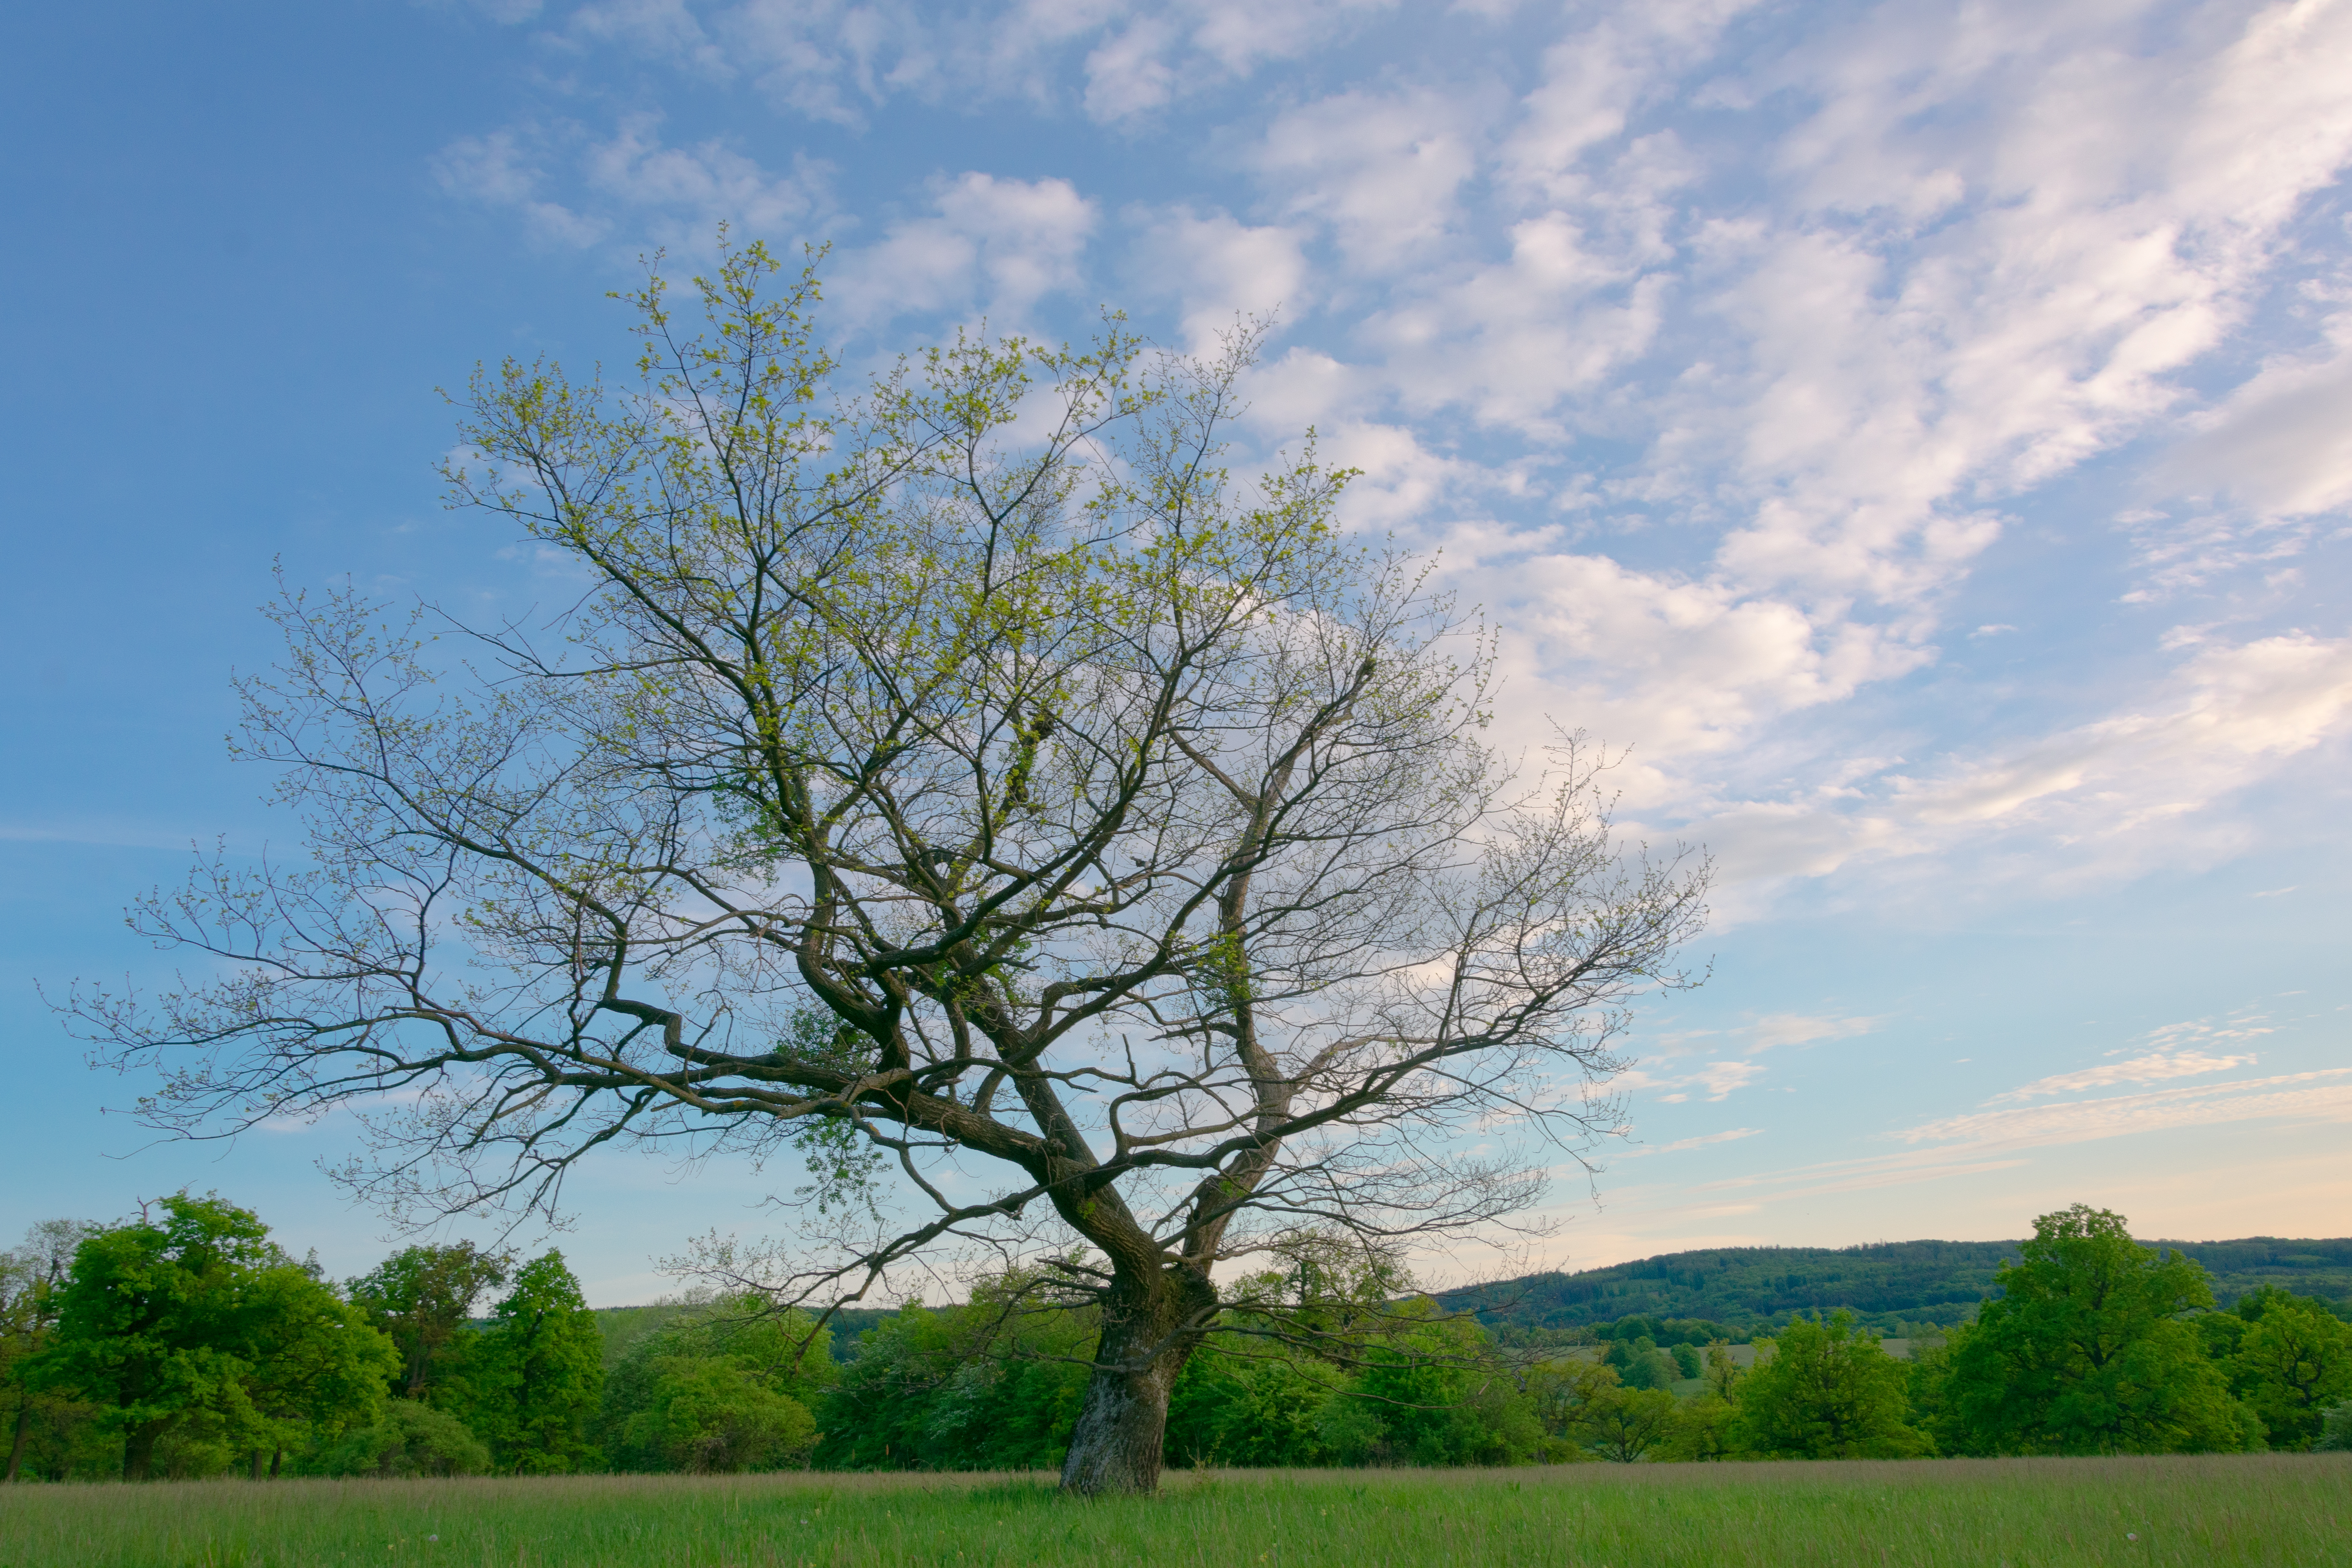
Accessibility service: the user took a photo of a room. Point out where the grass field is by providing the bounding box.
[2,1456,2345,1568]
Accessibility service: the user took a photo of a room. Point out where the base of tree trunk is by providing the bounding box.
[1059,1363,1175,1495]
[1058,1268,1216,1496]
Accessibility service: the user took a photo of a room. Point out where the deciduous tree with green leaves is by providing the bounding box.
[237,1258,403,1476]
[1573,1383,1677,1463]
[1933,1205,2259,1455]
[460,1251,605,1474]
[2226,1287,2352,1451]
[2,1220,96,1483]
[347,1242,509,1403]
[69,239,1708,1494]
[600,1294,835,1472]
[1732,1309,1925,1459]
[35,1194,392,1479]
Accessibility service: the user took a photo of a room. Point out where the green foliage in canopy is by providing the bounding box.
[347,1242,508,1401]
[1347,1307,1543,1467]
[1659,1391,1739,1461]
[816,1287,1095,1471]
[1733,1310,1926,1459]
[1935,1205,2259,1456]
[1443,1236,2352,1336]
[621,1360,817,1473]
[1166,1339,1348,1468]
[2318,1404,2352,1451]
[34,1194,395,1480]
[598,1295,834,1473]
[3,1220,98,1483]
[305,1398,490,1477]
[237,1257,405,1472]
[1604,1336,1681,1391]
[2223,1287,2352,1451]
[1577,1385,1680,1463]
[457,1250,605,1474]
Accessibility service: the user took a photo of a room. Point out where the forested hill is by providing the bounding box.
[591,1236,2352,1361]
[1438,1236,2352,1335]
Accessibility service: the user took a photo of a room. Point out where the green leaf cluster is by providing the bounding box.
[598,1294,835,1472]
[31,1194,397,1480]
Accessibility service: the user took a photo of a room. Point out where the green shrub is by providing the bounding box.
[307,1399,490,1477]
[620,1359,816,1472]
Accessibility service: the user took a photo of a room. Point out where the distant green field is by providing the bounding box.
[2,1456,2345,1567]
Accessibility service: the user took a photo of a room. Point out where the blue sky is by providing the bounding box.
[3,0,2348,1306]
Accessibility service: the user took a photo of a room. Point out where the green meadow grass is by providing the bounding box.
[2,1456,2345,1568]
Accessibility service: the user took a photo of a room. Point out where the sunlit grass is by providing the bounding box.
[1,1455,2345,1567]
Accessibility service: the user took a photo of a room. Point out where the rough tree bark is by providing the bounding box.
[1059,1263,1220,1493]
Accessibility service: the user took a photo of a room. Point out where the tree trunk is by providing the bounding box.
[1058,1265,1217,1496]
[123,1421,163,1482]
[5,1396,29,1483]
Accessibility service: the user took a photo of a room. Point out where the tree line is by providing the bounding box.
[4,1197,2347,1480]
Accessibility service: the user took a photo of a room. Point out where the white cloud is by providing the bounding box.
[1893,631,2352,836]
[830,173,1099,327]
[434,130,610,247]
[1497,0,1756,203]
[1619,1127,1762,1157]
[1124,208,1310,351]
[434,0,2352,918]
[1444,534,1932,764]
[432,118,827,252]
[572,0,722,67]
[1082,0,1397,122]
[582,114,828,240]
[1897,1068,2352,1151]
[1256,87,1482,271]
[548,0,1399,127]
[1618,1058,1768,1103]
[1986,1049,2262,1107]
[2162,312,2352,521]
[1742,1013,1880,1053]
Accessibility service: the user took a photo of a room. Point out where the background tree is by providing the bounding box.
[1659,1390,1738,1461]
[307,1398,491,1478]
[2225,1288,2352,1451]
[1933,1205,2258,1455]
[601,1294,835,1472]
[816,1289,1095,1472]
[347,1242,508,1402]
[1350,1308,1542,1467]
[236,1259,400,1476]
[69,239,1708,1494]
[1603,1334,1679,1390]
[1577,1385,1678,1462]
[1165,1339,1345,1468]
[2,1221,95,1482]
[460,1251,604,1474]
[1732,1310,1925,1459]
[1520,1355,1613,1462]
[1700,1339,1743,1401]
[36,1194,390,1479]
[2320,1404,2352,1452]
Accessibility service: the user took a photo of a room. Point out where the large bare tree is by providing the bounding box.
[69,243,1708,1494]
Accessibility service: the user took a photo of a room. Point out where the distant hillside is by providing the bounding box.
[1439,1236,2352,1334]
